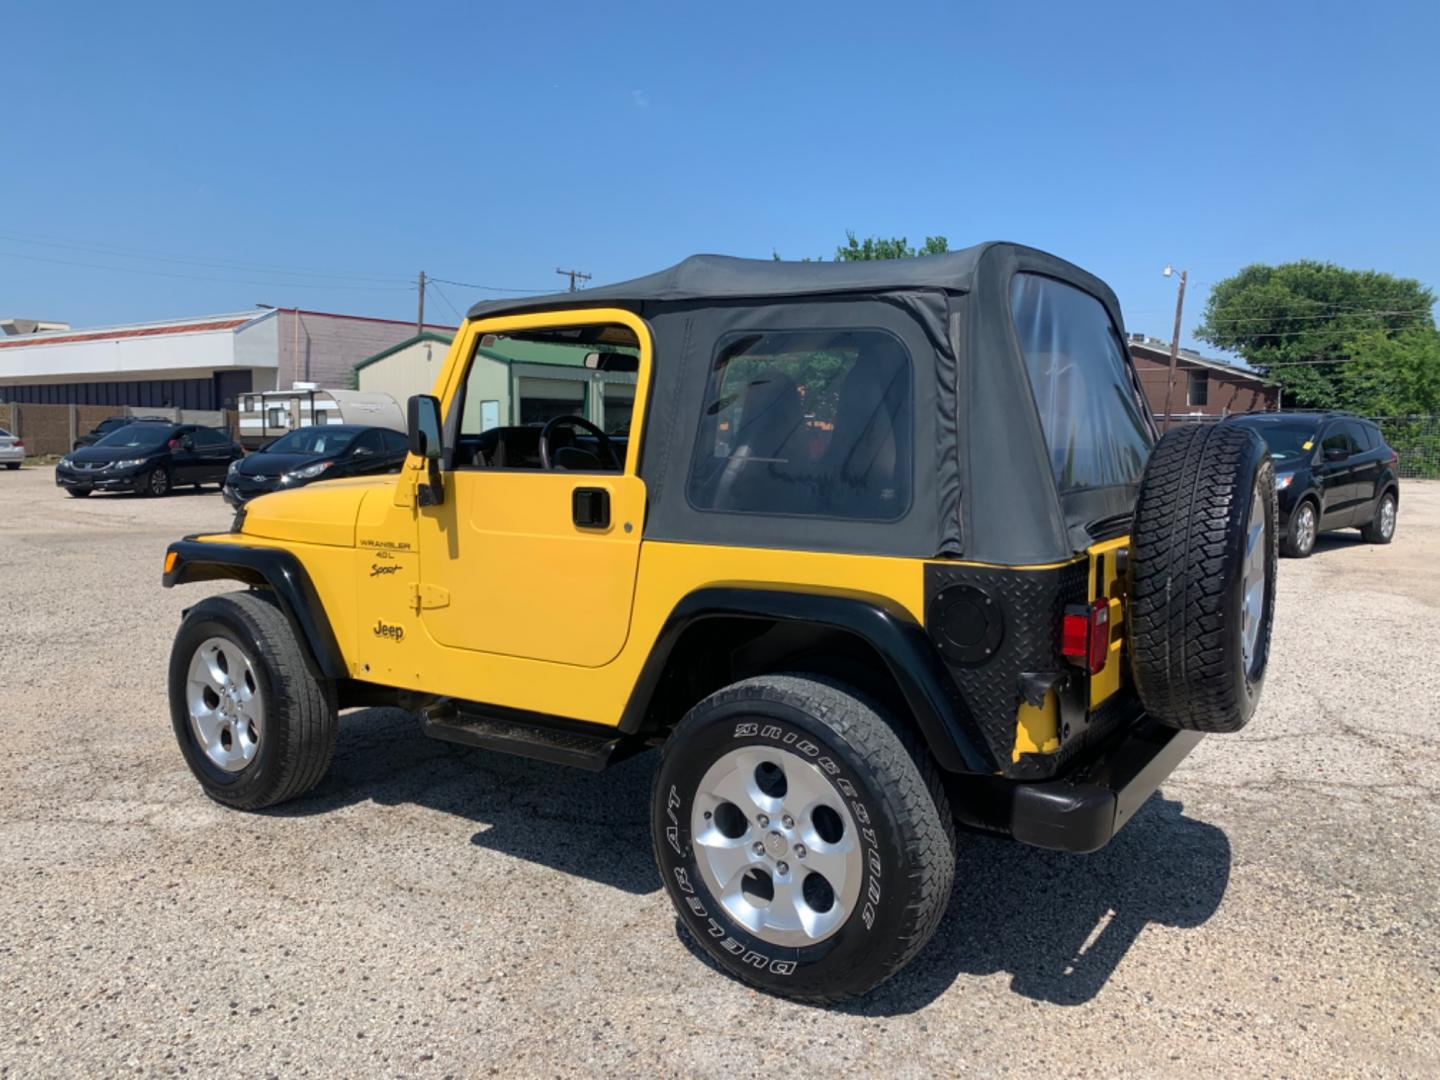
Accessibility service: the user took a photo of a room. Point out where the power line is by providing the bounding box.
[0,231,411,284]
[427,279,465,324]
[0,248,414,291]
[556,267,591,292]
[427,275,553,294]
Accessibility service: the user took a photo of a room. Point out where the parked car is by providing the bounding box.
[73,414,170,451]
[0,427,23,470]
[162,244,1279,1002]
[55,422,243,498]
[1227,411,1399,557]
[223,424,410,507]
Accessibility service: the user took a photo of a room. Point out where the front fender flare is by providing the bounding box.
[620,586,993,773]
[162,539,346,681]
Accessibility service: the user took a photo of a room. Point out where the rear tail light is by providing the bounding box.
[167,438,179,449]
[1062,598,1110,675]
[14,441,22,450]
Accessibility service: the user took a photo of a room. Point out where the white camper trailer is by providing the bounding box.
[237,384,405,449]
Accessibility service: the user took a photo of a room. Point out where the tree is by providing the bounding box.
[772,231,949,263]
[834,231,949,261]
[1194,260,1437,410]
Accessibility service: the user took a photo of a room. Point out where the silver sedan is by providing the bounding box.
[0,427,22,470]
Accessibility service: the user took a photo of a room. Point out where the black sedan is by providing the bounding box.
[1227,412,1400,557]
[223,425,409,507]
[56,422,244,498]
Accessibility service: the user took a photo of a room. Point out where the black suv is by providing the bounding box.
[1228,412,1399,557]
[223,425,409,507]
[56,422,243,498]
[73,415,171,451]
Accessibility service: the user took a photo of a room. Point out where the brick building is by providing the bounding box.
[0,307,453,412]
[1127,335,1278,421]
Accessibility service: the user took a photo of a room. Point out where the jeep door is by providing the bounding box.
[412,310,651,668]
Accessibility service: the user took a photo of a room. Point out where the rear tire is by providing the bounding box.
[652,673,955,1002]
[1128,423,1277,734]
[1359,490,1397,545]
[168,591,337,810]
[4,462,18,471]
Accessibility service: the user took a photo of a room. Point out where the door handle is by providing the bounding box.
[572,487,611,529]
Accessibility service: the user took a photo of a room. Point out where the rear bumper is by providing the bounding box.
[1009,719,1202,853]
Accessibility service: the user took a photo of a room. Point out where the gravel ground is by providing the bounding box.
[1,466,1437,1078]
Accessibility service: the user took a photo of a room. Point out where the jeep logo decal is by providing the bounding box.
[373,619,405,642]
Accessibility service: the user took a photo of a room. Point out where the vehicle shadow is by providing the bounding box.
[266,706,662,895]
[278,708,1231,1010]
[1310,530,1368,556]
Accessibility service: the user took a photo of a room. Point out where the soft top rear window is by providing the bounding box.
[1010,274,1153,493]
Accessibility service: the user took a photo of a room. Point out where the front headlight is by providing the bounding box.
[1276,473,1294,490]
[282,460,333,483]
[111,458,148,469]
[227,460,241,476]
[58,456,72,467]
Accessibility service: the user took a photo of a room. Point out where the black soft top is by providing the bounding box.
[467,242,1110,320]
[458,242,1143,566]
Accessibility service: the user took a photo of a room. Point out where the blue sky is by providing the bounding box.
[3,0,1437,351]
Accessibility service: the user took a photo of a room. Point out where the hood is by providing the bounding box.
[235,452,334,477]
[239,474,397,548]
[68,444,163,464]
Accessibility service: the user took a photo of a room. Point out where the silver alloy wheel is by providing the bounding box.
[1380,495,1396,539]
[1294,502,1316,554]
[149,468,169,496]
[186,636,264,772]
[1241,488,1268,676]
[690,744,863,947]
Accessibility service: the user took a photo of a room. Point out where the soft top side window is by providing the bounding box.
[1010,273,1153,493]
[687,328,913,521]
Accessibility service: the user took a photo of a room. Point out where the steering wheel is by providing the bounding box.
[538,414,621,471]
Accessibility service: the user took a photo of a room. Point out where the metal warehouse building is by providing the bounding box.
[354,332,639,435]
[0,308,454,411]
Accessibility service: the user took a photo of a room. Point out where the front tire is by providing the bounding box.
[652,674,955,1002]
[67,488,91,498]
[168,591,338,810]
[1281,499,1318,558]
[146,466,171,497]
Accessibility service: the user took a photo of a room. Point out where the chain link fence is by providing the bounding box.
[1373,416,1440,479]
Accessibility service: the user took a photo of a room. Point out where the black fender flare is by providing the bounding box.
[162,539,346,680]
[619,586,993,774]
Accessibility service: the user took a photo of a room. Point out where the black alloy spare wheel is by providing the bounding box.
[1127,422,1277,734]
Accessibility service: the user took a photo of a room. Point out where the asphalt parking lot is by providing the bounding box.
[1,466,1437,1078]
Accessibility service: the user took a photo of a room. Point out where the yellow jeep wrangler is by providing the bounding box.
[163,244,1277,1001]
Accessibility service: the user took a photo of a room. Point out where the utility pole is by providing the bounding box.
[1160,266,1188,433]
[416,271,426,333]
[556,267,591,292]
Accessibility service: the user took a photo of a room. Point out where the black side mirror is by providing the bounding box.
[407,394,446,506]
[1323,446,1349,463]
[179,435,195,450]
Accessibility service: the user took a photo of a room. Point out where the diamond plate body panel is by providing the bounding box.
[925,560,1089,778]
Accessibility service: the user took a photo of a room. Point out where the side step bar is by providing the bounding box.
[419,703,643,772]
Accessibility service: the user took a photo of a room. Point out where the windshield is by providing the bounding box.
[1236,419,1318,463]
[262,428,357,456]
[94,424,175,449]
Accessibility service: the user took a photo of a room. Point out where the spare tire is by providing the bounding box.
[1127,423,1277,733]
